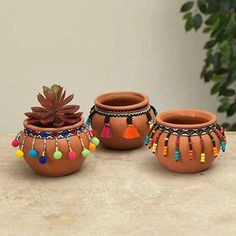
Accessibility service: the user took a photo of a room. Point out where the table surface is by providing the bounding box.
[0,132,236,236]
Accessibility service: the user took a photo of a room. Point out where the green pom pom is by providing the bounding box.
[82,149,90,158]
[53,150,62,160]
[91,137,100,146]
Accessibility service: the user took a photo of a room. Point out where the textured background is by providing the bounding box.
[0,0,222,132]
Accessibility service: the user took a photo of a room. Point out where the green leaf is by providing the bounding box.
[204,40,216,49]
[205,14,218,25]
[183,12,192,20]
[221,89,235,97]
[185,17,193,31]
[211,82,221,94]
[204,70,213,82]
[227,102,236,117]
[180,1,194,12]
[217,103,230,113]
[198,0,207,14]
[192,14,203,30]
[212,52,221,70]
[229,123,236,131]
[203,27,212,33]
[221,122,230,129]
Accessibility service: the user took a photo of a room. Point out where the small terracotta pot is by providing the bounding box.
[12,117,99,177]
[146,109,226,173]
[87,91,157,150]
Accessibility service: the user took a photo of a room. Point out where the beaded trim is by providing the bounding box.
[156,123,217,136]
[24,125,86,139]
[94,105,151,117]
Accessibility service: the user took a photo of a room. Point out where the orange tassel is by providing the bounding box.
[123,125,140,139]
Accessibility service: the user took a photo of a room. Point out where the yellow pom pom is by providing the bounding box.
[16,150,24,158]
[88,142,96,152]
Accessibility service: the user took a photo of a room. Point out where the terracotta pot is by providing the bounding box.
[87,91,157,150]
[146,109,226,173]
[12,117,99,176]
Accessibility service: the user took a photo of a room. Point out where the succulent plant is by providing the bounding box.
[25,85,82,127]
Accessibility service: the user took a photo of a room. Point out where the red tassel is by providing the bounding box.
[101,123,111,139]
[123,125,140,139]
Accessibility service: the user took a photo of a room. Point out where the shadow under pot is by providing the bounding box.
[11,117,99,177]
[146,109,226,173]
[86,92,157,150]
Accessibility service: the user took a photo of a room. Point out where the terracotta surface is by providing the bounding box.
[1,132,235,235]
[91,92,156,150]
[21,117,89,177]
[154,109,221,173]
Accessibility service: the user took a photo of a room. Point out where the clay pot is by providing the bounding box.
[12,117,98,177]
[146,109,226,173]
[88,92,157,150]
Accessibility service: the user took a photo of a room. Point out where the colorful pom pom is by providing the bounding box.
[12,139,20,148]
[89,143,96,152]
[39,155,47,164]
[68,151,76,160]
[54,150,62,160]
[28,149,37,158]
[16,150,24,158]
[90,130,96,137]
[82,149,90,158]
[91,137,100,146]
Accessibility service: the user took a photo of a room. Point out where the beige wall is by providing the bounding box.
[0,0,221,132]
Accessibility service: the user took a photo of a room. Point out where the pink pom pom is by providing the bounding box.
[12,139,20,148]
[68,151,76,160]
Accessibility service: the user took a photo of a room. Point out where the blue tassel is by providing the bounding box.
[86,117,91,129]
[221,141,226,152]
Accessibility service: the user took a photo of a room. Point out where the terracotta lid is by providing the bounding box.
[23,116,84,131]
[157,109,216,129]
[95,91,149,111]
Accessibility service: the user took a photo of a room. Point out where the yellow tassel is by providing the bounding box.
[152,143,157,153]
[123,125,140,139]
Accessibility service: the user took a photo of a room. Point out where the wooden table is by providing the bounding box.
[0,132,235,236]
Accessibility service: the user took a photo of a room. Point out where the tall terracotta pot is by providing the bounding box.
[12,117,99,176]
[146,109,226,173]
[86,92,157,150]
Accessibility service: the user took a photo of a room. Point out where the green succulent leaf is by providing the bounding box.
[210,82,221,94]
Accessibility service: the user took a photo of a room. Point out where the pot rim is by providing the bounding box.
[23,116,85,131]
[94,91,149,111]
[157,109,216,129]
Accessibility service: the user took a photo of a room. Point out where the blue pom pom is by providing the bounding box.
[39,156,47,164]
[29,149,37,158]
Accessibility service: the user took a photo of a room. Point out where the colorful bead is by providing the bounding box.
[174,150,180,161]
[90,130,96,137]
[91,137,100,146]
[68,151,76,160]
[28,149,37,158]
[221,141,226,152]
[189,150,193,160]
[144,135,150,146]
[16,150,24,158]
[213,147,218,157]
[53,150,62,160]
[151,143,157,153]
[12,139,20,148]
[82,149,90,158]
[163,146,168,156]
[200,153,205,163]
[89,142,96,152]
[39,155,47,164]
